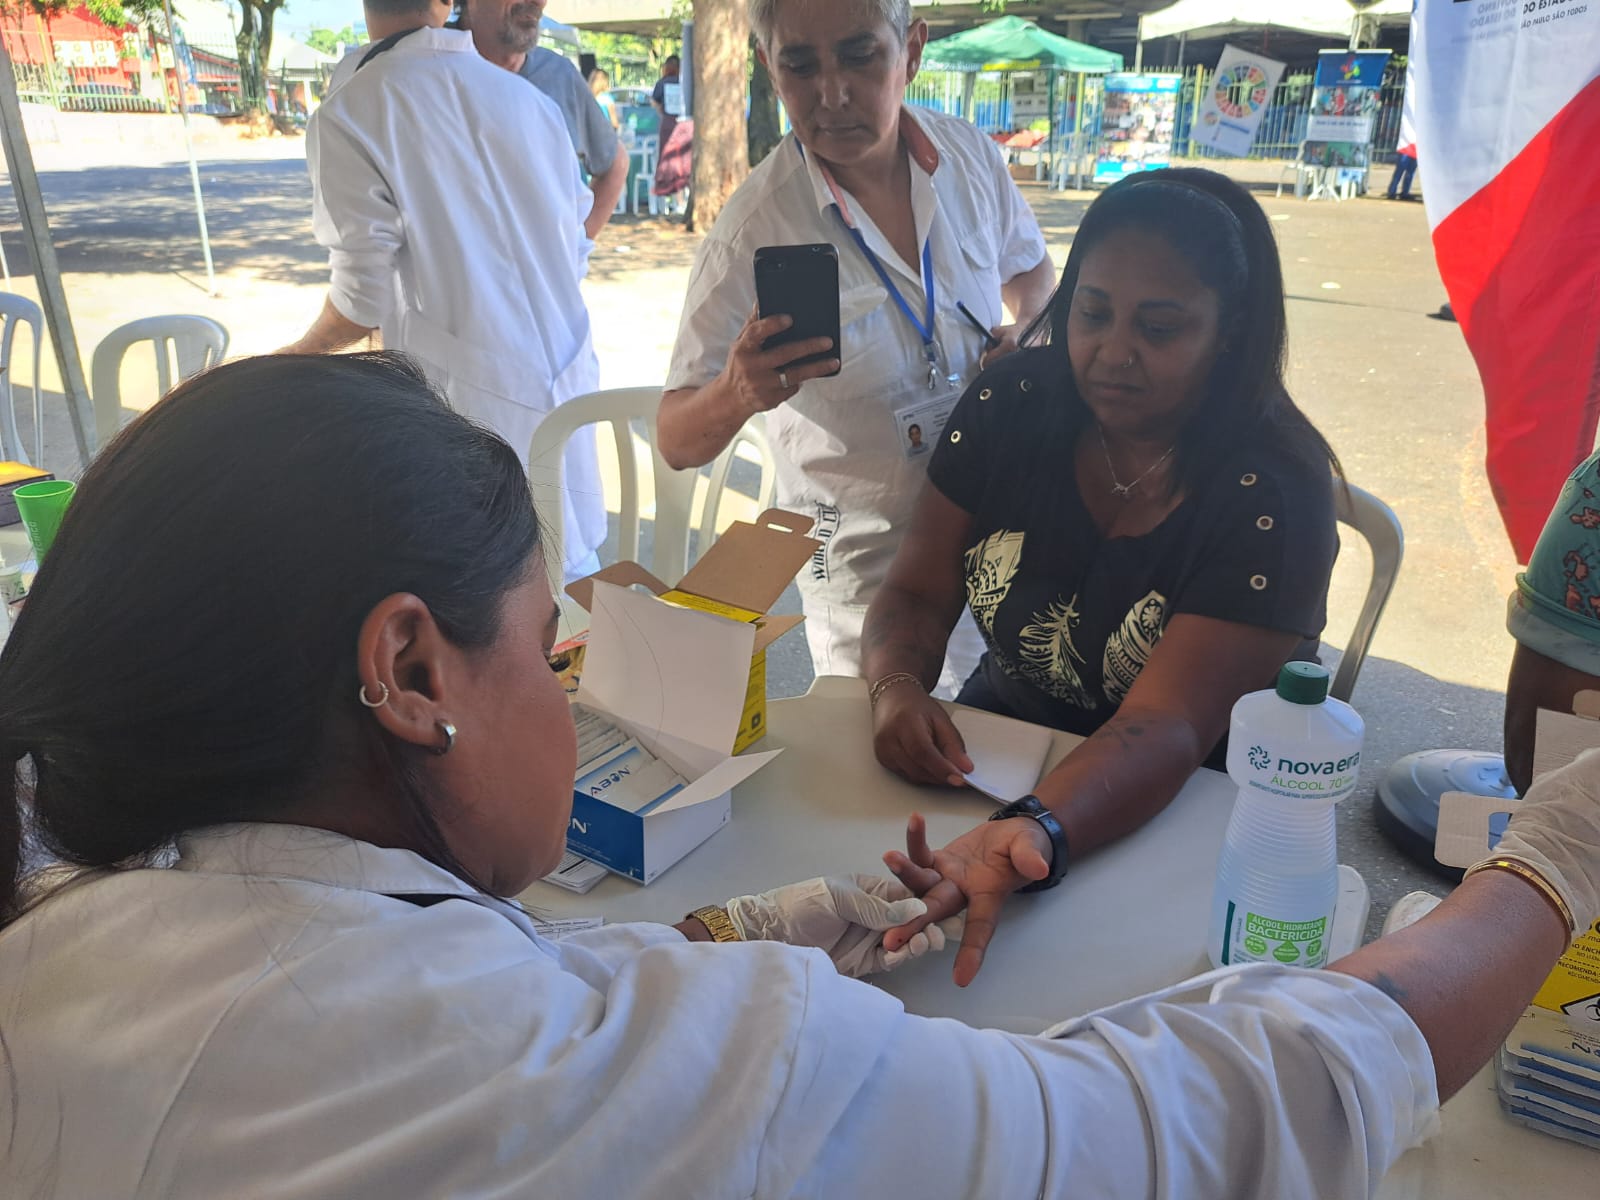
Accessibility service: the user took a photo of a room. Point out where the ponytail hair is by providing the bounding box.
[0,352,542,926]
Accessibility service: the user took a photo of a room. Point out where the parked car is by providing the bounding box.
[63,82,164,114]
[607,86,653,109]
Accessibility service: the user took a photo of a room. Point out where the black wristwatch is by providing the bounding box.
[988,795,1069,893]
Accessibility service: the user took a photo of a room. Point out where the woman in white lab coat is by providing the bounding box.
[1,353,1595,1199]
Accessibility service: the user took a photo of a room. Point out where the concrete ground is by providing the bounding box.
[1,143,1511,934]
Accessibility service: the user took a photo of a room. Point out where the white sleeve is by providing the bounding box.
[790,963,1439,1199]
[664,234,751,391]
[156,910,1435,1200]
[306,110,401,330]
[984,135,1049,281]
[553,920,688,984]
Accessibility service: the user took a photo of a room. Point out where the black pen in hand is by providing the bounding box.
[956,301,1001,351]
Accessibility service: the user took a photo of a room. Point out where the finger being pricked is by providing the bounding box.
[883,877,966,953]
[883,849,941,896]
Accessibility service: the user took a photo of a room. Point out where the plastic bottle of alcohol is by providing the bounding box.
[1207,662,1364,970]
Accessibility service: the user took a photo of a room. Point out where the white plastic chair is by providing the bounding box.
[1329,482,1404,703]
[90,316,228,449]
[1050,131,1088,191]
[0,293,43,467]
[1276,143,1332,200]
[527,386,778,586]
[629,137,659,216]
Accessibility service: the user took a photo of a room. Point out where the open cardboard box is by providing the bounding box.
[566,509,821,754]
[562,510,819,883]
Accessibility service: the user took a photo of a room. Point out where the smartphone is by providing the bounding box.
[753,243,841,377]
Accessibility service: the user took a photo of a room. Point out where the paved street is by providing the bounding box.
[1,144,1519,931]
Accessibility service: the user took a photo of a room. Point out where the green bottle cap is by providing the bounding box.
[1276,661,1330,705]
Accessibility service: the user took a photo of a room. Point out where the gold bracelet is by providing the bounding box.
[869,671,924,707]
[686,905,742,943]
[1463,857,1576,935]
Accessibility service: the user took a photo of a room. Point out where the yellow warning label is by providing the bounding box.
[659,590,763,624]
[1533,923,1600,1011]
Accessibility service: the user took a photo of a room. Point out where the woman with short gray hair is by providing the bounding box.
[659,0,1056,695]
[748,0,911,44]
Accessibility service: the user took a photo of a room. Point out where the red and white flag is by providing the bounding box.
[1410,0,1600,561]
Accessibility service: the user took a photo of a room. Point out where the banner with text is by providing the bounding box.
[1193,44,1287,158]
[1304,49,1391,168]
[1410,0,1600,560]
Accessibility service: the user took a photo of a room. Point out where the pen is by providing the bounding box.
[956,300,1001,351]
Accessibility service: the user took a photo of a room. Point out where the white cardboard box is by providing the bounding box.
[565,578,782,883]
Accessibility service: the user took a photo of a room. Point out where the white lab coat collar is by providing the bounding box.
[174,822,546,940]
[366,24,477,60]
[797,106,942,288]
[324,25,477,98]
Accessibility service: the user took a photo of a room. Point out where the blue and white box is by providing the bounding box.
[565,579,782,883]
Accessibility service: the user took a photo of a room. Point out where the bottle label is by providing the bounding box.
[1220,903,1329,968]
[1235,740,1361,802]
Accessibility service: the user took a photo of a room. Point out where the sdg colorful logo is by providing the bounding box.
[1213,63,1271,119]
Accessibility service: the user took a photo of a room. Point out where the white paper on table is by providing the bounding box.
[950,707,1053,805]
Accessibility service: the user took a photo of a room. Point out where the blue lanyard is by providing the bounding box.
[832,206,944,389]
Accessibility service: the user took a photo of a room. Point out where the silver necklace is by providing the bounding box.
[1096,424,1176,500]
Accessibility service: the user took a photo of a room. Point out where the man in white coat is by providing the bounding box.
[284,0,607,580]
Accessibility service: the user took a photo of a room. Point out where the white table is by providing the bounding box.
[522,676,1595,1195]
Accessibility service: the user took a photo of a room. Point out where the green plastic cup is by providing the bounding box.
[13,479,75,560]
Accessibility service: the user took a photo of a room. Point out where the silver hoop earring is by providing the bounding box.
[358,681,390,708]
[433,720,457,756]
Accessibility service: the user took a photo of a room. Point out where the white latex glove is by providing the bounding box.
[726,874,966,978]
[1486,748,1600,938]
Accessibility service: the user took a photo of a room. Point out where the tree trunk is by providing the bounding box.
[234,4,262,111]
[688,0,748,232]
[233,0,281,114]
[746,34,781,167]
[259,0,279,106]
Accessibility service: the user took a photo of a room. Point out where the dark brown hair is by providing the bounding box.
[0,352,540,925]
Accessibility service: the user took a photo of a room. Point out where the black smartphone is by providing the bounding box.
[753,243,842,377]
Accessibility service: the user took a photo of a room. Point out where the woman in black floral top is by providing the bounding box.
[862,168,1342,986]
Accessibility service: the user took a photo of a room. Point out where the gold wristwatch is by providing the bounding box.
[687,905,742,942]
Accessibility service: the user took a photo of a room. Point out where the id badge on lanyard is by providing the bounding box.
[834,210,963,461]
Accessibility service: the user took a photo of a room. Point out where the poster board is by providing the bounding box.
[1304,49,1390,169]
[1193,44,1286,159]
[1093,73,1180,184]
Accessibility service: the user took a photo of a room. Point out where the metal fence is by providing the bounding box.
[1173,63,1406,163]
[905,61,1406,166]
[4,26,246,115]
[906,71,1015,133]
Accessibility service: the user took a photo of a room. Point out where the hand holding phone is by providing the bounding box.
[754,244,843,377]
[716,245,842,416]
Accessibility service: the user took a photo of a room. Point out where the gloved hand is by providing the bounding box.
[726,875,965,978]
[1485,748,1600,937]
